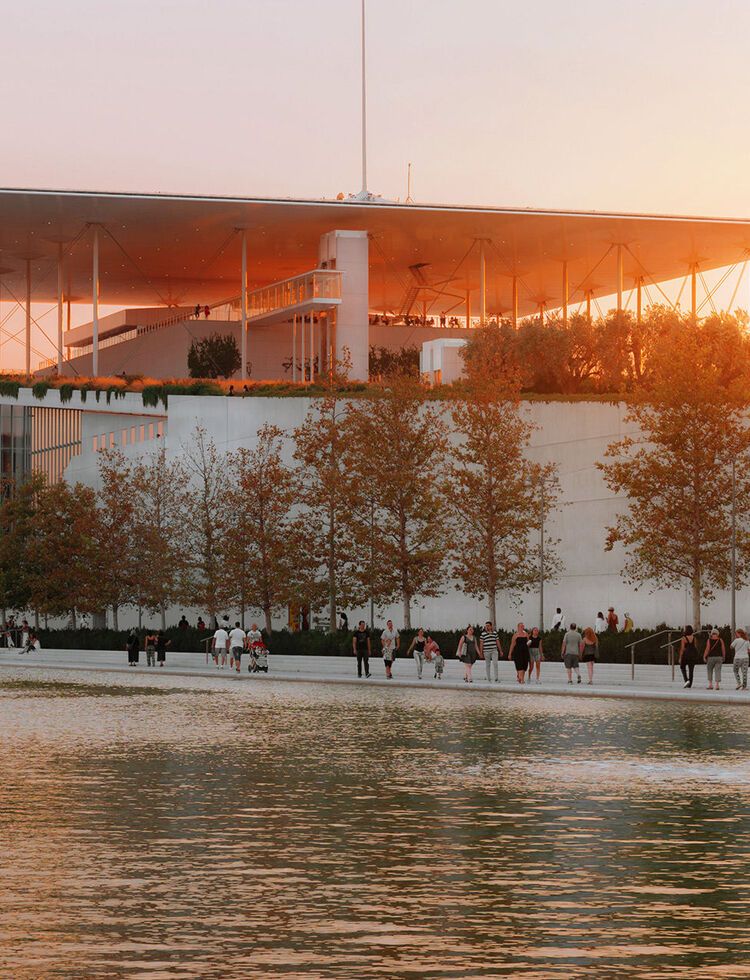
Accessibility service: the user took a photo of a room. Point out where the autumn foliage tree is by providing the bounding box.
[346,374,450,628]
[600,316,750,627]
[448,381,561,624]
[223,425,304,632]
[90,451,138,629]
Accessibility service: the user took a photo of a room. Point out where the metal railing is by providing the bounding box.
[37,269,343,369]
[624,629,675,680]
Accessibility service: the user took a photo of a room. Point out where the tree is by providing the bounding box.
[293,354,363,630]
[131,447,188,628]
[188,333,241,379]
[25,481,99,625]
[346,374,450,628]
[599,317,750,627]
[223,425,305,632]
[448,384,561,623]
[0,474,45,618]
[181,426,233,626]
[90,451,138,629]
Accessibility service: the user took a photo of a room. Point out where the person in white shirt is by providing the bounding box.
[380,620,399,679]
[594,611,607,634]
[731,628,750,690]
[245,622,263,670]
[211,626,229,669]
[228,622,246,673]
[552,608,565,631]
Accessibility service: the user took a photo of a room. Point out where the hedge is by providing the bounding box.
[32,624,725,665]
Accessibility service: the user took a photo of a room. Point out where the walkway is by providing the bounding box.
[1,648,748,705]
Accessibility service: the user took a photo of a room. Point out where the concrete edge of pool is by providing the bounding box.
[2,650,750,707]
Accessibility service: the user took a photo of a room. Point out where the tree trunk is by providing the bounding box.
[160,603,166,630]
[34,609,39,629]
[70,607,77,630]
[264,606,272,634]
[403,593,411,630]
[488,591,497,627]
[112,604,119,631]
[692,569,701,630]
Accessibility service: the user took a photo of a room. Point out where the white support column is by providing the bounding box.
[479,240,486,326]
[92,225,100,376]
[57,243,64,374]
[636,276,643,324]
[240,230,247,380]
[25,258,31,375]
[511,276,518,328]
[309,315,315,380]
[465,289,471,329]
[292,314,297,382]
[616,244,623,314]
[301,312,306,381]
[691,263,698,320]
[562,260,569,327]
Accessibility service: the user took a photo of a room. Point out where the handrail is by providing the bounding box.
[624,628,676,681]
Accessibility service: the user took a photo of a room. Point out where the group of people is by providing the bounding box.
[552,606,634,634]
[210,622,269,673]
[350,619,600,686]
[193,304,211,319]
[3,617,40,654]
[677,626,750,690]
[126,629,170,667]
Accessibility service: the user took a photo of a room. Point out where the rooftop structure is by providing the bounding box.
[0,187,749,380]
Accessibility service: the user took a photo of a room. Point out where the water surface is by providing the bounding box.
[1,669,749,978]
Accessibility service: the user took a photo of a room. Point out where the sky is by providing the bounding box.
[2,0,750,367]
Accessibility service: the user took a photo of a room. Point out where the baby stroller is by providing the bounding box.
[249,639,269,673]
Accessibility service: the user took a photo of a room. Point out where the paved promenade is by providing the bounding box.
[0,646,748,705]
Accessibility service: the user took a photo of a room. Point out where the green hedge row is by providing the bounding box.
[33,625,721,665]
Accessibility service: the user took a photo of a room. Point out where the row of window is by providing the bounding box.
[92,420,165,453]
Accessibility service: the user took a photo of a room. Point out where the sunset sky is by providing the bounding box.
[4,0,749,215]
[2,0,750,367]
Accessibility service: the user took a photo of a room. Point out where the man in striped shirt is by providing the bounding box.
[480,621,503,682]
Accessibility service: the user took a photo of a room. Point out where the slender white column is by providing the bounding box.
[511,276,518,328]
[301,313,306,381]
[240,230,247,380]
[57,243,64,373]
[309,315,315,380]
[616,244,623,314]
[479,240,486,326]
[92,225,100,376]
[360,0,368,196]
[562,260,569,327]
[292,314,297,382]
[25,259,31,375]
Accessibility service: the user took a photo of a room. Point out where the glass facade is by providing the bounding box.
[30,407,82,486]
[0,405,31,492]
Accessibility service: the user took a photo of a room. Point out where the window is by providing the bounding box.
[92,435,98,452]
[139,425,145,441]
[122,429,129,446]
[148,423,154,440]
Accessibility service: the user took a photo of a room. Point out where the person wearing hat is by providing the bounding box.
[622,612,634,633]
[606,607,619,632]
[704,628,726,690]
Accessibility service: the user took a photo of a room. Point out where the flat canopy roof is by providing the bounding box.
[1,188,750,317]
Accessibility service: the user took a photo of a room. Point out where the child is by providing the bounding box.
[433,648,445,680]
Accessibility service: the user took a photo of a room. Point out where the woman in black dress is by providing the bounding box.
[457,625,479,683]
[126,629,139,667]
[508,623,530,684]
[679,626,699,689]
[155,630,171,668]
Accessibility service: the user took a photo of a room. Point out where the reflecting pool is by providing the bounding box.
[2,669,750,978]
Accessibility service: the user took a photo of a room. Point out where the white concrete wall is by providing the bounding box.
[319,230,369,380]
[56,394,732,633]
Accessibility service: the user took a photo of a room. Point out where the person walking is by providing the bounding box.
[145,630,157,668]
[508,623,531,685]
[407,628,427,679]
[704,628,725,691]
[380,619,399,679]
[457,625,479,683]
[126,629,139,666]
[352,620,371,678]
[527,626,543,683]
[581,627,598,685]
[678,626,699,689]
[228,621,246,674]
[552,608,565,631]
[431,641,445,679]
[561,623,583,684]
[211,622,229,669]
[594,611,607,634]
[156,629,170,668]
[731,629,750,690]
[480,621,502,683]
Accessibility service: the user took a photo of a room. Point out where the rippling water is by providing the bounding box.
[2,669,750,978]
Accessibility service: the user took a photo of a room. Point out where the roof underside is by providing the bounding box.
[1,188,749,318]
